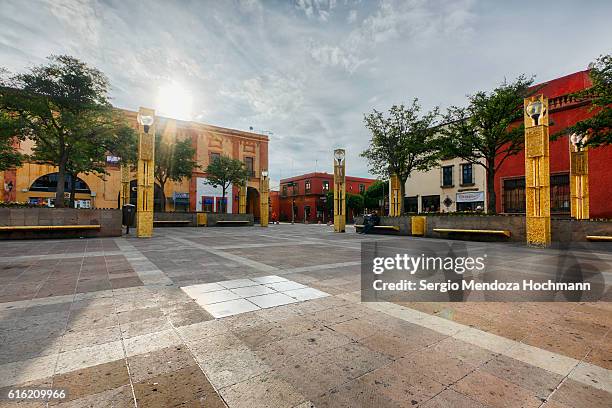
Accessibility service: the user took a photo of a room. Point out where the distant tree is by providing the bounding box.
[361,100,439,214]
[563,54,612,147]
[324,190,364,221]
[437,75,534,213]
[204,155,248,213]
[0,55,134,207]
[154,132,198,211]
[0,112,24,171]
[363,180,387,210]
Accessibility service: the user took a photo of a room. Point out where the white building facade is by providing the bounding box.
[403,158,487,213]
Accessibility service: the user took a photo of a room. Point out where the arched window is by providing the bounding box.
[29,173,91,194]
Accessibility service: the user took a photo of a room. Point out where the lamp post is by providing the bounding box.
[136,108,156,238]
[260,169,269,227]
[569,132,589,219]
[524,95,551,247]
[333,149,346,233]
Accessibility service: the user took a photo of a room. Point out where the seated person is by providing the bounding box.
[360,210,380,234]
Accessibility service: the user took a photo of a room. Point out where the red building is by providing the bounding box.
[495,70,612,218]
[279,172,376,223]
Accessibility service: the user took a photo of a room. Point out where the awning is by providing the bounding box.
[456,191,484,203]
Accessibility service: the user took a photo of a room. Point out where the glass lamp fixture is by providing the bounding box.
[137,114,155,134]
[570,132,584,149]
[526,100,544,126]
[261,169,269,178]
[334,149,345,164]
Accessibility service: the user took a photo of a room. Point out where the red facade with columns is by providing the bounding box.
[494,70,612,218]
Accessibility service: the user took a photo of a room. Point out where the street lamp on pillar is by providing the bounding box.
[260,169,269,227]
[333,148,346,233]
[570,132,589,219]
[136,109,156,238]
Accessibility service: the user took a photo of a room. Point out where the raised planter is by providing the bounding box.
[354,214,612,242]
[0,208,122,239]
[201,213,254,227]
[153,211,197,227]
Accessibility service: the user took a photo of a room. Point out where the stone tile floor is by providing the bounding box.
[0,224,610,407]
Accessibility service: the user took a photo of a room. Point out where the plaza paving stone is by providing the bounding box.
[0,224,610,407]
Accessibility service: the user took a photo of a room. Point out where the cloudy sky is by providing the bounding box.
[1,0,611,184]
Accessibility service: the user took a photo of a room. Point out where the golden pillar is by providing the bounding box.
[120,163,130,206]
[260,170,269,227]
[389,174,401,217]
[238,182,247,214]
[569,134,589,219]
[136,107,155,238]
[333,149,346,233]
[524,95,551,247]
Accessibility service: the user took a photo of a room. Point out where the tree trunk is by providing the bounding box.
[222,185,227,213]
[69,173,76,208]
[159,180,166,212]
[486,163,496,214]
[55,160,67,208]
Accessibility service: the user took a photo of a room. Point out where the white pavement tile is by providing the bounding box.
[55,341,124,374]
[266,281,307,292]
[247,292,299,309]
[283,287,329,301]
[250,275,288,284]
[218,278,260,289]
[569,361,612,393]
[192,289,241,305]
[182,282,225,296]
[206,299,260,318]
[230,285,276,297]
[124,329,181,357]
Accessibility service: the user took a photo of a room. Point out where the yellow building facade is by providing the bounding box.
[1,109,269,214]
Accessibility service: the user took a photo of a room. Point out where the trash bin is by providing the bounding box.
[122,204,136,234]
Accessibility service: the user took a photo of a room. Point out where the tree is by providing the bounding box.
[154,132,198,211]
[204,155,248,213]
[361,100,439,214]
[0,112,24,171]
[325,190,365,221]
[0,55,133,207]
[564,54,612,147]
[363,180,387,210]
[437,75,534,213]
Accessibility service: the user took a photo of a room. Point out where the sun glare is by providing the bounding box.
[156,81,193,121]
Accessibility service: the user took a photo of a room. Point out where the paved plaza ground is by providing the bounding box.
[0,224,610,407]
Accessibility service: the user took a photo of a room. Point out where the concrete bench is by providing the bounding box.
[433,228,511,238]
[355,224,400,232]
[216,220,250,226]
[0,225,100,231]
[586,235,612,242]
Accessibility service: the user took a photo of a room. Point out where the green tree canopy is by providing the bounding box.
[363,180,387,210]
[204,155,248,213]
[155,132,198,210]
[361,100,439,214]
[0,111,24,171]
[564,54,612,147]
[0,55,136,207]
[437,75,534,213]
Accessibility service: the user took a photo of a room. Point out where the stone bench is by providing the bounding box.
[433,228,511,238]
[355,224,400,233]
[0,225,100,232]
[153,220,191,226]
[216,220,250,226]
[586,235,612,241]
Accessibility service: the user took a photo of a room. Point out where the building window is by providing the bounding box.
[210,152,221,163]
[244,157,254,177]
[503,177,526,213]
[202,196,214,212]
[551,173,570,213]
[322,181,329,192]
[282,185,288,197]
[359,184,365,194]
[405,196,418,213]
[30,173,91,194]
[421,195,440,212]
[305,180,311,193]
[442,166,453,187]
[461,164,473,185]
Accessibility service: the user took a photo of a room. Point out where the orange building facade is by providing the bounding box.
[0,109,269,215]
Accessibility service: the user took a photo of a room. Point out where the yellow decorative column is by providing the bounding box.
[333,149,346,233]
[569,134,589,219]
[136,107,155,238]
[120,162,130,207]
[524,95,551,247]
[239,182,247,214]
[389,174,401,217]
[260,170,269,227]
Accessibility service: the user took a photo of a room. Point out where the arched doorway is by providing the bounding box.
[129,180,165,212]
[29,172,92,207]
[246,186,260,220]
